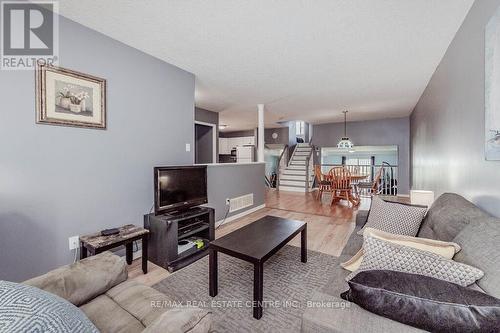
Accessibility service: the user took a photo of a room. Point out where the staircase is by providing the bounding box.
[278,143,315,192]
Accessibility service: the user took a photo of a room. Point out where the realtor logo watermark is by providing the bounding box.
[1,0,58,70]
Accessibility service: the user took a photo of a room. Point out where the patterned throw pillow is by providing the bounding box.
[347,236,484,286]
[0,280,99,333]
[358,196,427,236]
[341,227,461,272]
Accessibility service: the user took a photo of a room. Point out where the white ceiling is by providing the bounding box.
[58,0,474,131]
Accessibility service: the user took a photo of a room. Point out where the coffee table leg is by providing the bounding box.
[253,262,263,319]
[209,249,218,297]
[301,227,307,263]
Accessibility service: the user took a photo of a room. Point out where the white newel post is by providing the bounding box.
[258,104,265,162]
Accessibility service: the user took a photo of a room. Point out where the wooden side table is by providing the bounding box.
[80,224,149,274]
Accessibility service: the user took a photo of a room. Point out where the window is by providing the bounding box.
[296,121,305,136]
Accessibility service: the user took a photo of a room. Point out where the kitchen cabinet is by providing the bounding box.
[219,136,255,155]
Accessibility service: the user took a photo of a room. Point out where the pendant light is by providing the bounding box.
[337,110,354,150]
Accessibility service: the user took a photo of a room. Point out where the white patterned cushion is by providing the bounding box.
[347,236,484,286]
[358,196,427,236]
[0,280,99,333]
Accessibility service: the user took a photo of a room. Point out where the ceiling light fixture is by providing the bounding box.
[337,110,354,151]
[219,124,228,130]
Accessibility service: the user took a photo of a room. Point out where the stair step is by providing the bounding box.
[294,152,310,156]
[279,185,307,193]
[279,185,315,192]
[287,165,307,170]
[291,161,306,165]
[293,155,309,160]
[296,143,310,147]
[280,175,308,181]
[282,169,306,175]
[280,180,307,186]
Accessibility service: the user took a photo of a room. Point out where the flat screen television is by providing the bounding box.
[154,165,207,215]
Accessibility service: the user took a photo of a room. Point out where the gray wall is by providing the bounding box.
[312,117,410,195]
[0,15,195,281]
[195,107,219,157]
[195,124,214,164]
[411,0,500,217]
[264,127,289,145]
[219,130,255,138]
[206,163,265,221]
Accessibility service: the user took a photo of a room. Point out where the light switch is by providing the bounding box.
[185,143,191,152]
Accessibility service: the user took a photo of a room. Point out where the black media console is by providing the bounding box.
[144,206,215,273]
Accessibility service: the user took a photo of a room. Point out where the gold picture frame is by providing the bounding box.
[36,61,106,129]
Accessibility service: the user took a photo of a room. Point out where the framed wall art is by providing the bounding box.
[36,61,106,129]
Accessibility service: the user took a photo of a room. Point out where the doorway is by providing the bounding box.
[195,121,216,164]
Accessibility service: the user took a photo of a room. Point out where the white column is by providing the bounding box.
[257,104,265,162]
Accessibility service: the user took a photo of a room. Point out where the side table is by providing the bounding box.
[80,224,149,274]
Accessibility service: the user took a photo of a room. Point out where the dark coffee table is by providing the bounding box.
[209,215,307,319]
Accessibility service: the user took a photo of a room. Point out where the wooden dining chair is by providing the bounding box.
[329,167,359,206]
[357,166,384,197]
[314,165,331,200]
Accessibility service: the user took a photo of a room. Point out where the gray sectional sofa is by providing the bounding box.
[25,251,212,333]
[301,193,500,332]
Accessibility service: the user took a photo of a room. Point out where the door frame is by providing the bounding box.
[194,121,217,164]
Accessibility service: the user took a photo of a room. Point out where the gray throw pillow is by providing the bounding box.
[358,196,427,236]
[347,236,484,286]
[341,270,500,333]
[0,280,99,333]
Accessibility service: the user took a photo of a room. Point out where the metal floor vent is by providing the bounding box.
[228,193,254,213]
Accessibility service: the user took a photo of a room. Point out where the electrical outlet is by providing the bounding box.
[68,236,79,250]
[185,143,191,152]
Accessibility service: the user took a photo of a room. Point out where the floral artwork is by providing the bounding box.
[36,62,106,129]
[56,82,92,116]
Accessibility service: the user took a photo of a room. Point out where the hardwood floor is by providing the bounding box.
[129,189,371,286]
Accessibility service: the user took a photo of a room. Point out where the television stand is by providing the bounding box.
[144,206,215,272]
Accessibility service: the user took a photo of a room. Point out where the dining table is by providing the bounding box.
[349,174,369,204]
[322,172,369,206]
[350,174,369,181]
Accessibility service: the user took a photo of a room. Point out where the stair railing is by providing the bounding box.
[305,144,315,191]
[276,144,288,189]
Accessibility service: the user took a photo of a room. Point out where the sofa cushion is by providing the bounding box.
[341,227,461,272]
[106,280,173,327]
[453,216,500,298]
[355,210,369,227]
[418,193,491,241]
[358,196,427,236]
[301,290,425,333]
[80,294,145,333]
[340,226,364,257]
[341,270,500,333]
[25,251,127,306]
[0,280,99,333]
[317,256,351,297]
[142,307,212,333]
[348,236,483,286]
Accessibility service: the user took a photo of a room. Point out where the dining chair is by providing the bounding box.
[329,166,359,206]
[357,166,384,197]
[314,165,331,200]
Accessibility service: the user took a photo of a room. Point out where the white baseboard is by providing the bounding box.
[216,204,266,226]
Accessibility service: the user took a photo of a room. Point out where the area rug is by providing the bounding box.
[153,245,338,333]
